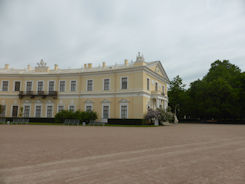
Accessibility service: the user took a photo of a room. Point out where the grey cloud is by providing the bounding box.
[0,0,244,84]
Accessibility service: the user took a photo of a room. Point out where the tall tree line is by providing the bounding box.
[168,60,245,120]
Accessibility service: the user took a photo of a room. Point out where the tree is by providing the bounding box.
[168,75,189,119]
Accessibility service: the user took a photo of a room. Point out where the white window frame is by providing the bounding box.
[25,80,33,92]
[46,104,53,117]
[102,104,110,119]
[48,80,55,91]
[87,79,93,91]
[2,80,9,92]
[35,104,42,118]
[120,76,128,90]
[36,80,44,92]
[70,80,77,92]
[57,105,65,113]
[103,78,110,91]
[85,104,93,111]
[23,105,31,117]
[68,105,75,112]
[13,80,21,92]
[120,103,128,119]
[59,80,66,92]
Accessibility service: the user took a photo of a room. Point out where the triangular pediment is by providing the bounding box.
[146,61,170,83]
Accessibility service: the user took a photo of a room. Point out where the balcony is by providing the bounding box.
[19,91,58,99]
[151,90,167,100]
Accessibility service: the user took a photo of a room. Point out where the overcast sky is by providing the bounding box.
[0,0,245,85]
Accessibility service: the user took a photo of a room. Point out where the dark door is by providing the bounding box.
[12,106,18,117]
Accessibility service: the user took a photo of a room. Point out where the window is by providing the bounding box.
[147,78,150,90]
[12,106,18,117]
[59,81,65,92]
[120,105,128,119]
[49,81,55,91]
[69,105,75,112]
[2,81,8,91]
[0,105,6,117]
[24,105,30,117]
[47,105,53,117]
[37,81,44,92]
[102,105,109,119]
[58,105,64,112]
[26,81,32,92]
[70,81,76,92]
[14,81,21,91]
[121,77,127,89]
[104,79,110,90]
[87,80,93,91]
[86,105,92,111]
[155,82,158,91]
[35,105,41,117]
[162,85,165,95]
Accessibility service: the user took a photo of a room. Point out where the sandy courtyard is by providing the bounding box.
[0,124,245,184]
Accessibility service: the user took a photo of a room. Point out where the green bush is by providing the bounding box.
[55,110,98,123]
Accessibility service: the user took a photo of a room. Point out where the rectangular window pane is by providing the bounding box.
[71,81,76,91]
[47,106,53,117]
[12,106,18,117]
[35,105,41,117]
[49,81,54,91]
[37,81,43,92]
[24,106,30,117]
[121,77,127,89]
[86,105,92,111]
[103,105,109,119]
[104,79,110,90]
[26,82,32,92]
[2,81,8,91]
[155,82,158,91]
[121,105,127,119]
[15,81,20,91]
[87,80,93,91]
[59,81,65,92]
[69,105,75,112]
[162,86,165,95]
[147,78,150,90]
[58,105,64,112]
[0,105,6,117]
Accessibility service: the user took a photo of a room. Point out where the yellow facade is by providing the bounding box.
[0,53,169,121]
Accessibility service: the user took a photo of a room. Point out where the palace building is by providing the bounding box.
[0,53,169,121]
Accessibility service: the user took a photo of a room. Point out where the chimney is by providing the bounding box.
[54,64,58,71]
[27,64,31,71]
[4,64,9,70]
[88,63,92,69]
[84,64,87,69]
[124,59,128,66]
[102,62,106,68]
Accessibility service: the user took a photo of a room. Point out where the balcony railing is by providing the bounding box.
[19,91,58,99]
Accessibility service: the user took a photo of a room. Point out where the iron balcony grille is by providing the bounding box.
[19,91,58,99]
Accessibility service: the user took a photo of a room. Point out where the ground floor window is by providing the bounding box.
[24,105,30,117]
[120,105,128,119]
[47,105,53,117]
[0,105,6,117]
[58,105,64,112]
[69,105,75,112]
[86,105,92,111]
[12,106,18,117]
[102,105,109,119]
[35,105,42,117]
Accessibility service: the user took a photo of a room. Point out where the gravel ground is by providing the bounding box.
[0,124,245,184]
